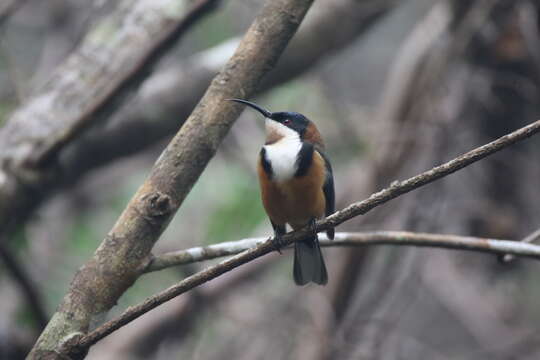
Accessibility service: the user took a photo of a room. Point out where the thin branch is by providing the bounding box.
[521,228,540,244]
[502,227,540,262]
[30,1,315,359]
[0,240,47,330]
[145,231,540,273]
[73,119,540,353]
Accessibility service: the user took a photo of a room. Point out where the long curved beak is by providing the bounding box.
[227,98,272,118]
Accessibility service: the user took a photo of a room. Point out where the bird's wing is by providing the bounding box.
[316,149,335,240]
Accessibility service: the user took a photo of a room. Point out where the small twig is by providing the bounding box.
[145,231,540,273]
[521,228,540,244]
[73,119,540,352]
[502,227,540,262]
[0,240,48,330]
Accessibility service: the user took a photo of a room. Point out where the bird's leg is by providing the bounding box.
[308,218,318,238]
[272,233,284,254]
[271,221,286,254]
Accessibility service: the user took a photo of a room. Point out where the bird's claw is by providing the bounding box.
[271,235,286,254]
[309,218,318,236]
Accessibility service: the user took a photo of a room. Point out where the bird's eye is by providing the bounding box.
[283,119,291,125]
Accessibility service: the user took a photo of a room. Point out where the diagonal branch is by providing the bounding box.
[73,118,540,353]
[29,1,315,359]
[144,231,540,273]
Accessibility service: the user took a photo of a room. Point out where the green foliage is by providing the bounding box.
[205,171,265,244]
[0,101,15,126]
[190,5,235,51]
[67,219,98,255]
[9,226,28,253]
[15,304,40,330]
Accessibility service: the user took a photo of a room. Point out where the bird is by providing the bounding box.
[228,98,335,285]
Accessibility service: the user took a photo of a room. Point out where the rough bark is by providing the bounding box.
[28,0,314,358]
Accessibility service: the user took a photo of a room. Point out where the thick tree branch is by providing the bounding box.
[72,118,540,353]
[145,231,540,272]
[0,0,220,235]
[29,1,315,359]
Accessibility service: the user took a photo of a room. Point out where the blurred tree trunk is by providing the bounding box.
[327,1,540,359]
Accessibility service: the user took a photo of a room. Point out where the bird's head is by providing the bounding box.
[228,98,323,147]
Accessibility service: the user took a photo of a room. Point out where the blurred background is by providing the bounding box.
[2,0,540,359]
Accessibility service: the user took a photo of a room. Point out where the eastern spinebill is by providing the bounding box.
[228,99,335,285]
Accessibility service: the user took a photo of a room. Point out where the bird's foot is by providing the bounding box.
[271,235,286,254]
[308,218,318,236]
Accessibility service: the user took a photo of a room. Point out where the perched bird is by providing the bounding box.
[229,99,335,285]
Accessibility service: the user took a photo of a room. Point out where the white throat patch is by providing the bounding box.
[263,119,302,182]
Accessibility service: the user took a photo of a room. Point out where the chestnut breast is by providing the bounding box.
[258,149,327,229]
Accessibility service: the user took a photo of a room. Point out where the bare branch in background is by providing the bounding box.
[71,118,540,354]
[0,0,221,236]
[0,239,47,330]
[28,0,315,358]
[328,3,540,358]
[145,231,540,273]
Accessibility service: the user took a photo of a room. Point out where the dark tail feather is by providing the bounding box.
[326,228,335,240]
[293,236,328,286]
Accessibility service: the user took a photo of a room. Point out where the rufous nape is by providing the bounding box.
[228,99,335,285]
